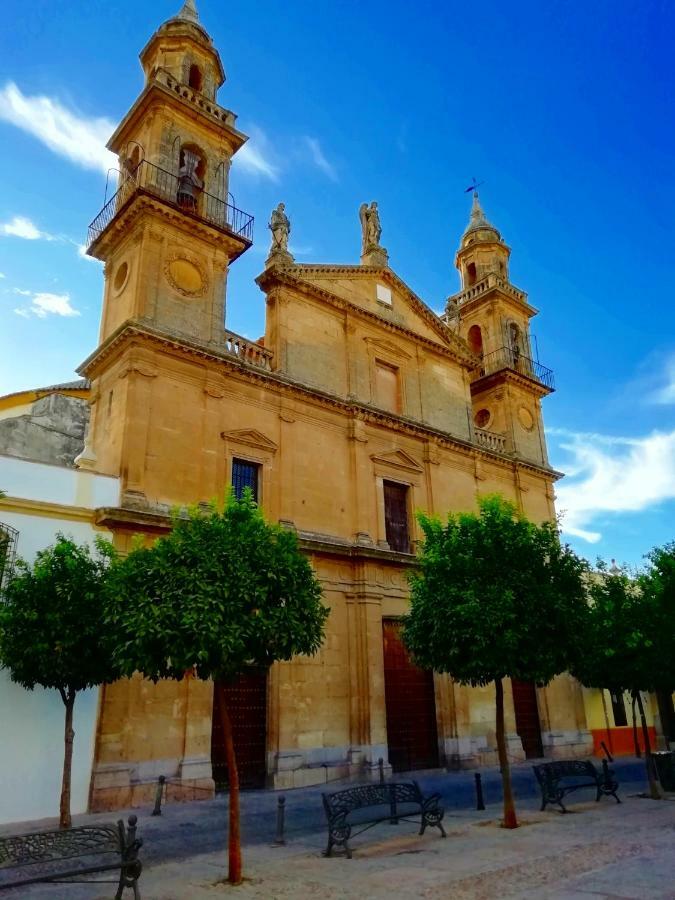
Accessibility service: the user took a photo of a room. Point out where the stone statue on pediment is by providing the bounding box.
[266,202,294,267]
[359,201,388,267]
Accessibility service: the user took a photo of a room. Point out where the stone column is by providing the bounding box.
[540,674,593,758]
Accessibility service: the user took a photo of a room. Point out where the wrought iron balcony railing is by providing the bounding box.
[474,346,555,390]
[0,521,18,592]
[87,159,254,248]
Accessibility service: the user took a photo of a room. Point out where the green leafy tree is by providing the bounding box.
[0,535,117,828]
[572,561,664,799]
[106,492,329,885]
[403,495,588,828]
[640,543,675,698]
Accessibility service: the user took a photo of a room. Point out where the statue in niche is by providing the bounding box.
[359,201,382,254]
[268,202,291,255]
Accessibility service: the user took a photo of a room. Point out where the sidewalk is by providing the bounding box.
[3,758,673,898]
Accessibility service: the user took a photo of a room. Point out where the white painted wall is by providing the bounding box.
[0,455,119,825]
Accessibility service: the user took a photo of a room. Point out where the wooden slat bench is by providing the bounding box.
[322,781,445,858]
[0,815,142,898]
[533,760,621,813]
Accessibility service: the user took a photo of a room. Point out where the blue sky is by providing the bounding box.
[0,0,673,567]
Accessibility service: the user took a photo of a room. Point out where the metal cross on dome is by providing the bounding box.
[464,176,484,194]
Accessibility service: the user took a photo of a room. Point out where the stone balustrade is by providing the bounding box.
[224,330,274,370]
[474,427,508,453]
[446,272,527,312]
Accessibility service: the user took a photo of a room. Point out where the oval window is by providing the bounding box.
[113,261,129,294]
[474,408,491,429]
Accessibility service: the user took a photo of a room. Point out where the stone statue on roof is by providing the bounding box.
[359,201,388,267]
[266,203,294,267]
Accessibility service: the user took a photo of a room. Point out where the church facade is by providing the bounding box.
[69,0,598,811]
[21,0,675,818]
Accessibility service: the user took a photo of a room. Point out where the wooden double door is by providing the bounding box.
[211,668,268,790]
[511,679,543,759]
[382,619,439,772]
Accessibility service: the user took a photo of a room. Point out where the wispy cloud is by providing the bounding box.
[303,136,337,181]
[234,127,279,181]
[0,272,5,279]
[13,290,80,319]
[13,288,32,296]
[550,427,675,543]
[1,215,55,241]
[0,82,116,175]
[650,353,675,405]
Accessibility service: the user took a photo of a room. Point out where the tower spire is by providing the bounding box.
[467,190,489,231]
[176,0,199,22]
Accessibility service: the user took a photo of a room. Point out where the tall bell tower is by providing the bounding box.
[444,193,555,466]
[86,0,252,346]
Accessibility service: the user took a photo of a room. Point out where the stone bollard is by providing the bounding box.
[273,795,286,845]
[152,775,166,816]
[474,772,486,810]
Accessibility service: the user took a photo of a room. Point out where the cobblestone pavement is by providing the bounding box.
[2,759,674,899]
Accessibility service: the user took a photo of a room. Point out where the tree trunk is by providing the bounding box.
[495,678,518,829]
[59,689,76,829]
[600,691,613,755]
[631,693,641,758]
[217,682,242,884]
[634,690,662,800]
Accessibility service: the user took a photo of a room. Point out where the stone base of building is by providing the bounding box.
[270,744,392,790]
[541,729,594,759]
[89,757,215,812]
[442,733,526,770]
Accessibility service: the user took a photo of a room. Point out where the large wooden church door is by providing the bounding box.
[212,668,268,790]
[382,619,439,772]
[511,679,543,759]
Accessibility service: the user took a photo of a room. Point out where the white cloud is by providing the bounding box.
[651,354,675,405]
[1,215,54,241]
[550,427,675,543]
[0,82,116,175]
[13,288,32,296]
[13,290,80,319]
[303,136,337,181]
[0,272,5,279]
[233,127,279,181]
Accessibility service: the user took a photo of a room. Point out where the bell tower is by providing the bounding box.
[444,193,555,466]
[86,0,253,346]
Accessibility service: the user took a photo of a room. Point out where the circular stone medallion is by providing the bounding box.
[518,406,534,431]
[166,257,205,296]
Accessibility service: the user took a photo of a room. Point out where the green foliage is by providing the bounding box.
[403,494,588,686]
[106,491,329,682]
[0,535,117,693]
[639,543,675,693]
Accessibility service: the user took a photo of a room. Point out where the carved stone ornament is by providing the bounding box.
[164,253,208,297]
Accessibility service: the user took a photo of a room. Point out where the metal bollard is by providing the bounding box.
[151,775,166,816]
[378,757,385,784]
[474,772,486,811]
[273,796,286,845]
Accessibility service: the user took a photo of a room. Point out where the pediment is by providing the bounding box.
[363,336,413,360]
[370,448,423,472]
[220,429,278,452]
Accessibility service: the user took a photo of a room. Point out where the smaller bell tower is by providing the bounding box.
[444,193,554,466]
[86,0,253,347]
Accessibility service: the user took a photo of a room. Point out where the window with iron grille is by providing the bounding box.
[232,459,260,503]
[383,481,410,553]
[609,690,628,727]
[0,522,19,592]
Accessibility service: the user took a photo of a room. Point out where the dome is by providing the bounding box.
[460,192,503,249]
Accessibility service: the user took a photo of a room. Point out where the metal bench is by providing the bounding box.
[533,759,620,813]
[322,781,445,858]
[0,815,142,898]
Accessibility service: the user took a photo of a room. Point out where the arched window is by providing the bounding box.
[466,262,477,287]
[188,64,203,91]
[177,144,206,211]
[467,324,483,356]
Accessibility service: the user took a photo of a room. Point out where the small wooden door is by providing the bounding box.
[212,668,268,790]
[383,619,439,772]
[511,679,543,759]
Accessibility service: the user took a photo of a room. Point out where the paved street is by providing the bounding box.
[2,759,674,898]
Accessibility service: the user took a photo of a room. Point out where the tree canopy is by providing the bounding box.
[0,535,117,827]
[403,494,588,828]
[106,492,328,682]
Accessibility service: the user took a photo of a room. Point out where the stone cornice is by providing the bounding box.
[470,366,554,399]
[257,264,477,368]
[76,320,562,482]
